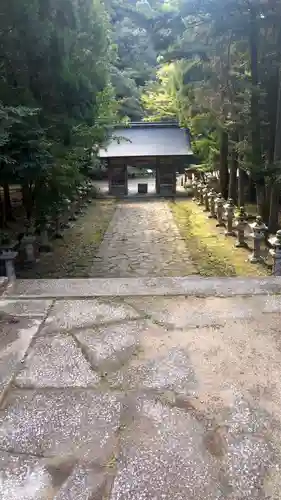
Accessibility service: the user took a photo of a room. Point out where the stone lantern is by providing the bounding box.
[248,216,267,263]
[61,198,72,229]
[53,208,63,239]
[81,187,89,209]
[208,188,216,218]
[20,223,36,264]
[74,191,83,215]
[234,207,248,247]
[37,217,53,253]
[0,234,18,280]
[192,180,198,202]
[77,187,85,208]
[269,230,281,276]
[68,194,78,221]
[224,198,236,236]
[0,250,18,281]
[197,183,204,205]
[200,184,206,205]
[215,193,225,227]
[84,183,93,203]
[203,185,210,211]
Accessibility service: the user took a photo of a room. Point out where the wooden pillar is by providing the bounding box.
[172,169,176,194]
[124,164,128,195]
[108,160,112,194]
[156,159,160,194]
[157,158,174,196]
[109,159,127,196]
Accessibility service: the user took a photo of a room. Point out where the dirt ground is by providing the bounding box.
[16,199,116,278]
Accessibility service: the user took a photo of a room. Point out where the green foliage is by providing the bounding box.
[141,0,281,188]
[0,104,38,163]
[4,0,281,229]
[141,63,180,121]
[0,0,117,222]
[108,0,158,120]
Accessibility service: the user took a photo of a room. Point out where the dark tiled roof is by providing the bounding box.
[98,122,193,158]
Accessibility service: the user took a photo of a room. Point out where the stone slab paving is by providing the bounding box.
[1,290,281,498]
[90,200,196,277]
[0,299,52,317]
[6,276,281,298]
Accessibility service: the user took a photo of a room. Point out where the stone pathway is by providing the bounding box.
[1,278,281,498]
[90,200,196,277]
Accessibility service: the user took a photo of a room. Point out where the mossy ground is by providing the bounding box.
[170,200,271,277]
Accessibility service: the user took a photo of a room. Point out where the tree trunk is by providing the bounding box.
[267,75,278,166]
[229,133,238,204]
[268,184,280,232]
[238,168,246,207]
[256,183,266,218]
[3,183,13,221]
[0,190,6,229]
[22,183,33,220]
[268,66,281,232]
[249,5,264,209]
[229,154,238,203]
[219,130,229,199]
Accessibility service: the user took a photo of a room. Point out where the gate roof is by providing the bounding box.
[98,122,193,159]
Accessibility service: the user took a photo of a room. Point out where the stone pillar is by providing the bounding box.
[248,216,267,263]
[215,194,225,227]
[0,250,18,281]
[224,198,235,236]
[234,207,248,247]
[269,230,281,276]
[208,188,216,218]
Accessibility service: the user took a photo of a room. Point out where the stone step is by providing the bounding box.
[3,276,281,299]
[1,279,281,497]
